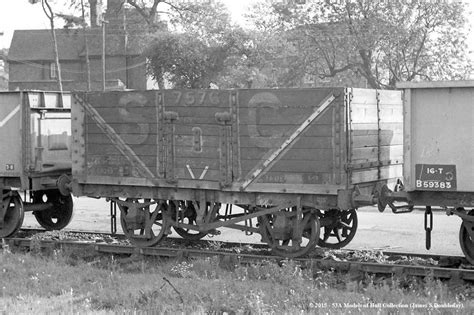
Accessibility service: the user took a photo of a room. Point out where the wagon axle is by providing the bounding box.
[0,189,73,237]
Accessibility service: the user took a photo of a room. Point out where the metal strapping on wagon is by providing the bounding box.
[163,110,179,182]
[216,109,233,186]
[376,91,382,180]
[240,93,337,190]
[73,94,158,184]
[155,93,164,178]
[345,89,353,187]
[333,93,343,185]
[230,91,242,180]
[0,105,20,128]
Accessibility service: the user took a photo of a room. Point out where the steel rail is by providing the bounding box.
[16,228,469,262]
[3,235,473,281]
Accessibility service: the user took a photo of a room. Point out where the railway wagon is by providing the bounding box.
[70,87,403,257]
[379,80,474,263]
[0,91,74,238]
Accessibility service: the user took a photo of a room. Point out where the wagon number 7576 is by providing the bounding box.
[172,91,220,105]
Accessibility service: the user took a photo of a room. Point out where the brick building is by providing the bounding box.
[7,0,147,91]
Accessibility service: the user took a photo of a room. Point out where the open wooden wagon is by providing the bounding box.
[70,87,403,257]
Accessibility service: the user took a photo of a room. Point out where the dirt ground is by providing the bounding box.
[22,197,464,256]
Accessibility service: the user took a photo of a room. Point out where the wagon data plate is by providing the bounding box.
[415,164,456,191]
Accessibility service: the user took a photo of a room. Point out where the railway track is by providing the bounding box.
[2,229,473,281]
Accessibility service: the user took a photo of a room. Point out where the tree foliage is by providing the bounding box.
[247,0,472,89]
[42,0,472,89]
[0,48,8,90]
[146,32,213,88]
[30,0,64,91]
[124,0,189,30]
[146,1,259,89]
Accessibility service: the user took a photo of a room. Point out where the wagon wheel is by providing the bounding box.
[0,191,24,238]
[32,190,74,230]
[317,208,358,249]
[172,201,220,240]
[258,208,320,258]
[459,209,474,265]
[118,199,168,247]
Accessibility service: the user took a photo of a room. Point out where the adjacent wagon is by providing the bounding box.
[0,91,73,237]
[379,80,474,263]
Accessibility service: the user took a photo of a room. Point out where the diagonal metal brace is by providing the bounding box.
[240,94,336,190]
[73,94,158,184]
[175,206,280,232]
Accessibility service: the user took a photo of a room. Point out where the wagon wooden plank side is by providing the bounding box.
[162,90,232,184]
[78,91,161,185]
[236,88,346,192]
[71,87,406,257]
[72,87,403,209]
[348,88,403,186]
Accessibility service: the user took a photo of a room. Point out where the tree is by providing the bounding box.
[29,0,64,91]
[146,1,259,89]
[247,0,472,89]
[60,0,92,90]
[0,48,8,90]
[125,0,181,31]
[146,32,211,88]
[0,48,7,64]
[60,0,262,89]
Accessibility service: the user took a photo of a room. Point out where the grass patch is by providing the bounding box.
[0,245,472,314]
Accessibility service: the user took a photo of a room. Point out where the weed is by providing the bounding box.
[1,250,472,314]
[169,261,194,278]
[234,259,310,287]
[245,289,270,313]
[1,239,11,254]
[190,256,225,278]
[207,240,223,251]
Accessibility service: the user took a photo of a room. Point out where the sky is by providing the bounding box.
[0,0,473,51]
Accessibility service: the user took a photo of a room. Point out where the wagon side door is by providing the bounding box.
[236,88,345,195]
[347,88,403,185]
[161,90,233,186]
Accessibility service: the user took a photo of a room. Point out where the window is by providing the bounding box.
[50,62,57,79]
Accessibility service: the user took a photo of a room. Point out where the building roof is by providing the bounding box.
[8,28,144,62]
[396,80,474,89]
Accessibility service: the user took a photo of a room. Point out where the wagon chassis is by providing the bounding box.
[93,188,359,256]
[107,192,325,257]
[379,185,474,264]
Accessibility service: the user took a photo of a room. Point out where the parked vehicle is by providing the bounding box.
[67,87,402,257]
[0,91,73,238]
[379,80,474,264]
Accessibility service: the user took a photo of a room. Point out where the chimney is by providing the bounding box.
[106,0,126,33]
[90,0,99,27]
[107,0,124,16]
